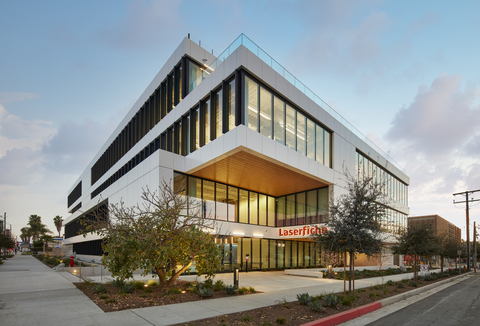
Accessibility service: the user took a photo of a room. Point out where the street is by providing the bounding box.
[366,274,480,326]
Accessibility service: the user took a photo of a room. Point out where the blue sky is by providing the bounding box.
[1,0,480,239]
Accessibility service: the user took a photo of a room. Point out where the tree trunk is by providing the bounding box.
[352,255,355,294]
[343,251,346,295]
[413,255,417,282]
[440,256,444,273]
[349,252,354,294]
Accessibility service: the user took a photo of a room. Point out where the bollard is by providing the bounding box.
[233,267,239,289]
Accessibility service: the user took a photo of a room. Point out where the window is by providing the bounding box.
[188,61,203,93]
[228,79,236,131]
[273,96,285,144]
[203,98,211,145]
[307,119,315,159]
[259,87,272,138]
[296,112,306,155]
[285,105,296,150]
[216,183,228,221]
[249,192,258,225]
[215,89,223,138]
[239,189,249,223]
[245,77,259,132]
[203,180,215,219]
[228,186,238,222]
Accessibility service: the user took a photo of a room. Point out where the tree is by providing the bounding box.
[314,171,386,293]
[392,224,440,281]
[27,215,51,242]
[81,181,222,288]
[39,234,54,251]
[53,215,63,237]
[0,232,15,252]
[20,227,33,244]
[437,232,461,273]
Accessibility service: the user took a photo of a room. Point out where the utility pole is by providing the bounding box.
[474,221,477,273]
[454,189,480,269]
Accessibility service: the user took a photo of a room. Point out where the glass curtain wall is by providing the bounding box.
[244,76,332,168]
[217,237,319,271]
[175,172,328,228]
[356,152,408,233]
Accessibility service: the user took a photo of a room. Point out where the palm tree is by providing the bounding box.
[20,227,33,244]
[53,215,63,237]
[27,215,51,242]
[29,214,41,224]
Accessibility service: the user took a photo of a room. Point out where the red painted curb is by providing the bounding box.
[300,301,382,326]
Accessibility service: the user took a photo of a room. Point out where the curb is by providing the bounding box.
[300,272,472,326]
[301,302,381,326]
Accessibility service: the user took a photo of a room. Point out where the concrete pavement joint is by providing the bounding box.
[130,309,156,326]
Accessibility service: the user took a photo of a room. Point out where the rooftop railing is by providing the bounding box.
[189,34,405,173]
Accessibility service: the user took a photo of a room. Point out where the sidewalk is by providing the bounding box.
[0,255,462,326]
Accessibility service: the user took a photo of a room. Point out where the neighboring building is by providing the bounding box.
[407,215,461,244]
[63,34,410,270]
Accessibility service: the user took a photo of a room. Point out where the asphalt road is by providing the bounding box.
[367,274,480,326]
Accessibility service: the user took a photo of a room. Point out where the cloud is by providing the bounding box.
[0,92,41,103]
[386,74,480,157]
[41,119,114,173]
[98,0,183,51]
[0,147,44,185]
[382,74,480,216]
[0,104,55,157]
[286,1,389,74]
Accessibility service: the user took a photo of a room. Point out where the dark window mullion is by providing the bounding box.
[199,100,205,147]
[210,91,216,140]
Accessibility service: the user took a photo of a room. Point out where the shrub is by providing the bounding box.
[261,322,273,326]
[99,294,109,299]
[297,293,312,305]
[239,315,252,322]
[120,283,135,294]
[383,285,389,294]
[274,297,290,309]
[203,278,214,289]
[386,280,395,286]
[308,300,324,312]
[165,287,182,295]
[238,286,248,295]
[132,280,145,290]
[92,284,107,294]
[147,279,158,287]
[248,286,256,293]
[110,279,126,289]
[369,292,379,297]
[341,294,356,306]
[276,317,287,324]
[224,285,236,295]
[199,287,213,298]
[409,281,418,287]
[105,298,117,304]
[357,288,366,293]
[323,293,340,309]
[424,274,436,281]
[213,280,225,292]
[312,294,325,301]
[396,282,405,288]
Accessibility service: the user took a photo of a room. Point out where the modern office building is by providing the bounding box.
[63,34,409,270]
